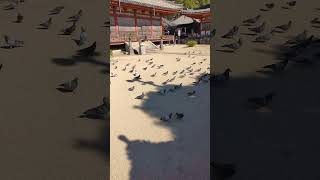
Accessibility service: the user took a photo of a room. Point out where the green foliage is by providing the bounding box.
[186,40,198,47]
[174,0,209,9]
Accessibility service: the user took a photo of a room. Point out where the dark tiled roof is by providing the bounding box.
[118,0,183,10]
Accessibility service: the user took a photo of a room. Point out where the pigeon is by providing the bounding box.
[175,113,184,120]
[76,42,96,56]
[212,68,231,82]
[176,57,181,61]
[122,67,126,71]
[133,75,141,81]
[39,17,52,29]
[191,62,196,65]
[211,161,236,180]
[248,92,276,108]
[162,79,169,85]
[195,68,201,72]
[284,30,308,45]
[157,64,164,69]
[60,22,76,35]
[179,74,186,78]
[221,38,243,52]
[0,64,3,71]
[274,21,292,32]
[79,97,109,119]
[174,83,182,89]
[289,35,314,50]
[162,71,168,76]
[75,27,88,46]
[129,69,134,73]
[2,35,24,48]
[57,77,78,92]
[221,26,239,39]
[158,89,167,96]
[3,2,17,10]
[148,61,153,65]
[168,76,176,82]
[150,72,157,77]
[49,6,64,15]
[311,18,320,25]
[172,71,178,75]
[160,113,173,122]
[15,13,23,23]
[286,1,296,7]
[248,22,266,34]
[128,86,135,91]
[143,67,147,71]
[243,15,261,24]
[265,3,275,10]
[151,64,156,68]
[68,9,83,22]
[180,70,185,74]
[110,73,117,77]
[254,30,275,42]
[126,63,130,67]
[187,91,196,96]
[135,93,144,99]
[262,60,289,72]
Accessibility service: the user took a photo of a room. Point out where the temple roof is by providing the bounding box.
[182,7,210,14]
[115,0,183,10]
[169,15,200,26]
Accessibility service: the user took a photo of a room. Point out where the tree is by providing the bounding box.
[174,0,210,9]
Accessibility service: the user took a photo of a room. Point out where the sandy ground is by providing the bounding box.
[0,0,108,179]
[213,0,320,179]
[110,45,210,180]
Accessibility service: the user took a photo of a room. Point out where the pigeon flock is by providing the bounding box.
[111,49,210,123]
[211,0,320,179]
[0,0,109,120]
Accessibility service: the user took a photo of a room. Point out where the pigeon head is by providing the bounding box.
[78,9,83,16]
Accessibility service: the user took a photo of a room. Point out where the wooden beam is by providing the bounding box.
[134,10,138,37]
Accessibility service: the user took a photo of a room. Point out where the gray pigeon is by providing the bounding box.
[2,35,24,48]
[61,22,76,35]
[135,93,144,99]
[128,86,135,91]
[75,27,87,46]
[285,30,307,45]
[58,77,78,92]
[248,22,266,34]
[274,21,292,32]
[160,113,172,122]
[49,6,64,15]
[68,9,83,22]
[221,26,239,38]
[254,30,275,42]
[221,38,243,52]
[39,17,52,29]
[243,15,261,24]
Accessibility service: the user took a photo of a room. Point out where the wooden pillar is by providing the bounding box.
[134,10,138,37]
[113,7,119,35]
[150,11,153,39]
[160,14,163,36]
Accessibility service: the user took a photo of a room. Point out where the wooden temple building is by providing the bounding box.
[181,5,211,37]
[110,0,183,45]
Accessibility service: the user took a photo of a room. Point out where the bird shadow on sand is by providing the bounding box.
[118,81,210,179]
[215,49,235,53]
[72,124,109,162]
[51,54,106,67]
